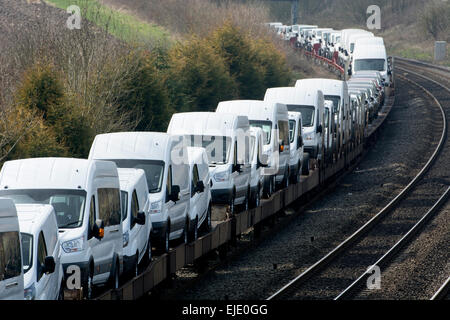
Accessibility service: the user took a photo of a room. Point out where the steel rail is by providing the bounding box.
[267,64,448,301]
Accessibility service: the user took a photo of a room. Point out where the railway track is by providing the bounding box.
[268,61,449,300]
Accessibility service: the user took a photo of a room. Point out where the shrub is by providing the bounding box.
[167,37,238,112]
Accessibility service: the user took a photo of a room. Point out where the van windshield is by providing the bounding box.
[324,95,341,113]
[249,121,272,145]
[0,189,87,229]
[354,59,385,72]
[289,120,296,143]
[184,135,232,165]
[20,233,33,273]
[110,160,165,194]
[286,105,315,127]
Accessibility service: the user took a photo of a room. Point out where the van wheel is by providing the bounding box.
[162,224,170,253]
[83,266,94,300]
[58,282,64,300]
[202,204,212,232]
[113,261,120,290]
[144,237,152,266]
[184,219,189,244]
[229,193,236,215]
[302,154,310,176]
[133,253,139,278]
[244,188,250,211]
[254,185,261,208]
[194,217,199,240]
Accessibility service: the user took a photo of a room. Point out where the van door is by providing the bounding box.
[171,163,190,234]
[96,189,122,282]
[130,190,146,259]
[0,230,23,300]
[35,231,51,300]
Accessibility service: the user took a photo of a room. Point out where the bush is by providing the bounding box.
[104,50,174,131]
[208,23,266,99]
[13,62,92,158]
[167,37,238,112]
[420,2,450,40]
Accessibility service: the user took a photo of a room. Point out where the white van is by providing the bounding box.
[216,100,290,193]
[167,112,251,214]
[17,204,63,300]
[354,36,384,50]
[248,128,266,207]
[295,79,350,156]
[351,44,390,85]
[288,112,305,181]
[89,132,190,253]
[0,158,123,299]
[264,87,325,163]
[118,169,152,277]
[0,199,23,300]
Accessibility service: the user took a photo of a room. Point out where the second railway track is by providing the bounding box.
[268,61,449,300]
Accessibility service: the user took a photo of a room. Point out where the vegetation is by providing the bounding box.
[0,1,293,163]
[45,0,169,44]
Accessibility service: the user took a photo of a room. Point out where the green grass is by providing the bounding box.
[45,0,170,44]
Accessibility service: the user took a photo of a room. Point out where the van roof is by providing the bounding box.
[89,132,173,162]
[117,168,147,193]
[265,87,323,107]
[16,204,54,236]
[0,158,118,191]
[295,78,347,97]
[187,147,208,167]
[0,198,17,219]
[353,44,387,59]
[354,36,384,46]
[168,112,249,137]
[216,100,288,122]
[288,111,302,120]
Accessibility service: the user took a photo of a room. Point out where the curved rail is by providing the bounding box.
[431,276,450,300]
[268,64,448,301]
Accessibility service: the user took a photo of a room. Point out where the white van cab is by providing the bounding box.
[265,87,325,164]
[295,79,350,156]
[351,44,390,86]
[89,132,190,253]
[248,128,266,207]
[0,199,23,300]
[17,204,63,300]
[186,147,212,239]
[118,168,152,277]
[0,158,123,299]
[216,100,290,194]
[167,112,251,214]
[288,112,305,181]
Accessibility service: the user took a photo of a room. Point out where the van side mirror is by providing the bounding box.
[298,136,303,149]
[348,69,352,76]
[232,164,243,173]
[93,219,105,240]
[258,154,269,168]
[196,181,205,193]
[135,211,146,225]
[170,185,181,202]
[317,125,323,134]
[44,256,56,274]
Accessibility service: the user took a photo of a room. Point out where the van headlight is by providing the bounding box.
[214,170,230,182]
[150,200,162,214]
[123,231,129,247]
[24,283,36,300]
[62,237,85,253]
